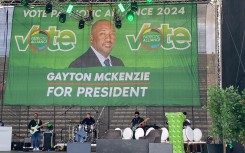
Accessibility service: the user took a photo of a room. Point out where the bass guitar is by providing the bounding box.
[30,122,49,135]
[131,118,150,131]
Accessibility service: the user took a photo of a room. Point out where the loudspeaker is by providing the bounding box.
[43,132,54,150]
[149,143,173,153]
[204,143,245,153]
[67,142,91,153]
[226,142,244,153]
[203,144,223,153]
[23,137,31,147]
[23,137,32,152]
[12,142,24,151]
[97,139,149,153]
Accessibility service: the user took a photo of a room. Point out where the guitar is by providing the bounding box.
[131,118,150,131]
[30,122,49,135]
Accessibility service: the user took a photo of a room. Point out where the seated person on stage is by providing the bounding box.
[80,113,96,143]
[165,112,191,129]
[130,111,145,130]
[81,113,95,125]
[182,112,191,129]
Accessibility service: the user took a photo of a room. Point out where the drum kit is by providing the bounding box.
[68,120,202,143]
[69,123,96,143]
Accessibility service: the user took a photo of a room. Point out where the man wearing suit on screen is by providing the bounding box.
[69,19,124,68]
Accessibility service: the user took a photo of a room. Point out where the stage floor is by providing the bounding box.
[0,151,96,153]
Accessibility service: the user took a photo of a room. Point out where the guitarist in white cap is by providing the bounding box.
[28,113,42,151]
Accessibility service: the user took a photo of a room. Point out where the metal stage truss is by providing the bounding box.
[0,0,211,6]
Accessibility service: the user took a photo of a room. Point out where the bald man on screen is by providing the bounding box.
[69,19,124,68]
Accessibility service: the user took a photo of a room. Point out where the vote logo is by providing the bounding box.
[140,27,163,50]
[28,29,50,52]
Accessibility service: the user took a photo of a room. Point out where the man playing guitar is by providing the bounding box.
[130,111,145,139]
[28,113,42,151]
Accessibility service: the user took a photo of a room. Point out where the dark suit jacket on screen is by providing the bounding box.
[69,47,124,68]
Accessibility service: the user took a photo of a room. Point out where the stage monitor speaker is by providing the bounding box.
[149,143,173,153]
[103,129,121,139]
[97,139,149,153]
[67,142,91,153]
[203,144,223,153]
[140,129,162,143]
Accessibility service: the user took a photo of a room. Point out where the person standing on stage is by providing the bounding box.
[81,113,95,125]
[28,113,42,151]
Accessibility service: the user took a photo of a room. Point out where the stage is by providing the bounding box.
[0,150,65,153]
[0,151,95,153]
[2,140,208,153]
[0,151,204,153]
[0,141,222,153]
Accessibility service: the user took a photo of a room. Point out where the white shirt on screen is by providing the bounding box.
[91,46,111,66]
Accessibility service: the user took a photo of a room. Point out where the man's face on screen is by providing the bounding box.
[90,20,116,58]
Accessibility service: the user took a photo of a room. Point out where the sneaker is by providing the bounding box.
[33,148,36,151]
[36,148,39,151]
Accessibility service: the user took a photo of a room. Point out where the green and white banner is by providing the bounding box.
[4,4,199,106]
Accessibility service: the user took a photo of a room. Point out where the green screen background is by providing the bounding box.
[4,4,200,106]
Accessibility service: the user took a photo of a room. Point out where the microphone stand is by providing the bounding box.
[90,107,99,143]
[60,106,73,142]
[91,107,99,114]
[60,129,63,142]
[94,106,105,140]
